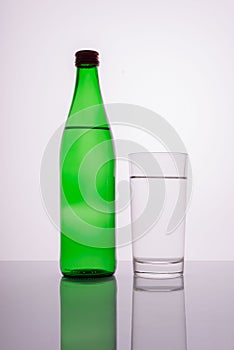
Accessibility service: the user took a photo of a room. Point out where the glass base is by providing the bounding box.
[134,258,184,279]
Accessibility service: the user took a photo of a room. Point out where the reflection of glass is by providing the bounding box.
[131,277,187,350]
[60,277,116,349]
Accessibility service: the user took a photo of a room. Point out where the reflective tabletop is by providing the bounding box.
[1,261,234,349]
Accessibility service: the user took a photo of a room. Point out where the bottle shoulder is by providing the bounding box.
[66,104,110,129]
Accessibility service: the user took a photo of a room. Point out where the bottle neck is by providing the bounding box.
[69,65,103,116]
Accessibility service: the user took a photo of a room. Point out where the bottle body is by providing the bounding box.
[60,51,115,277]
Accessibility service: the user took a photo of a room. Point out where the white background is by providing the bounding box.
[1,0,234,261]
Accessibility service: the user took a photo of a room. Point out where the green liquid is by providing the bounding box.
[60,127,115,277]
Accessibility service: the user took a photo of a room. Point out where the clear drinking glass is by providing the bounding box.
[129,152,188,278]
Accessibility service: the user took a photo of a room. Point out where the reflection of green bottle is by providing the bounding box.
[60,50,115,277]
[60,277,116,350]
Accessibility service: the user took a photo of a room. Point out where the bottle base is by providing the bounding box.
[62,268,114,278]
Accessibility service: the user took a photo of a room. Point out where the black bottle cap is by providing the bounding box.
[75,50,99,67]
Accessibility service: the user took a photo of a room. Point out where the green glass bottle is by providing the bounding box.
[60,277,116,350]
[60,50,115,277]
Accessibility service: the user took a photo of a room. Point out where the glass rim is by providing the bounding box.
[128,151,188,157]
